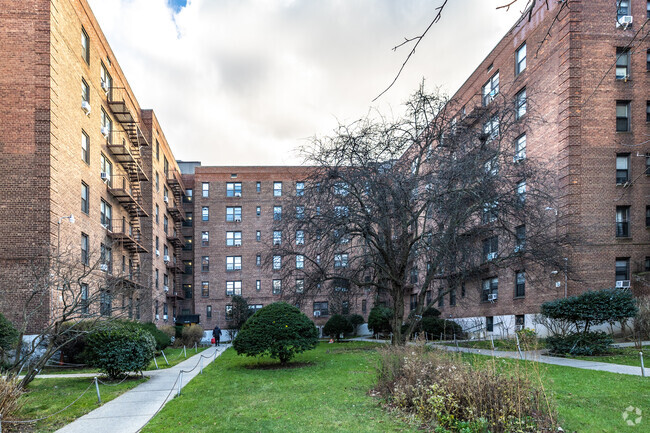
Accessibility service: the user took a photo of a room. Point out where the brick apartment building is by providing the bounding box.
[407,0,650,335]
[0,0,648,337]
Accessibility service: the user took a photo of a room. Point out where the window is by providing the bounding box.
[201,256,209,272]
[256,206,261,216]
[615,258,630,283]
[80,283,89,315]
[202,206,209,221]
[155,269,159,288]
[449,288,457,306]
[201,282,209,297]
[482,72,499,106]
[100,154,112,187]
[616,154,630,183]
[256,231,261,242]
[226,182,242,197]
[81,233,89,265]
[163,215,168,234]
[514,134,526,161]
[256,254,261,266]
[293,279,303,294]
[273,231,282,245]
[226,281,242,296]
[81,78,90,105]
[616,48,630,79]
[461,283,466,298]
[100,62,112,93]
[226,231,242,246]
[273,206,282,221]
[296,206,305,219]
[81,182,89,214]
[486,316,494,332]
[272,279,282,294]
[163,157,169,176]
[256,181,261,192]
[342,301,350,315]
[184,212,193,227]
[273,182,282,196]
[515,88,526,119]
[100,291,112,317]
[155,140,160,161]
[334,182,349,196]
[334,253,349,269]
[184,189,193,203]
[202,231,209,246]
[183,237,192,251]
[515,271,526,297]
[616,206,630,237]
[515,42,526,75]
[483,115,499,141]
[296,182,304,196]
[273,255,282,270]
[184,261,193,274]
[296,230,304,245]
[155,172,159,191]
[155,205,159,224]
[362,300,367,313]
[409,294,418,311]
[647,206,650,227]
[482,201,497,224]
[617,0,630,20]
[484,156,499,175]
[313,302,329,317]
[483,236,498,262]
[515,225,526,252]
[100,243,112,274]
[334,206,349,218]
[256,280,261,291]
[438,288,444,308]
[100,199,112,230]
[410,268,418,284]
[202,182,209,198]
[249,304,263,313]
[648,0,650,18]
[647,102,650,122]
[81,130,90,164]
[81,27,89,64]
[647,50,650,71]
[226,256,242,271]
[616,101,631,132]
[226,206,242,222]
[296,255,304,269]
[646,256,650,272]
[482,278,498,302]
[207,305,212,319]
[516,180,526,205]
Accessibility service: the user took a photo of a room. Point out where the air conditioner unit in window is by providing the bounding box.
[163,255,170,263]
[314,311,321,317]
[101,80,110,92]
[487,252,497,261]
[616,280,631,288]
[100,263,108,272]
[100,126,110,138]
[274,241,281,246]
[100,172,109,181]
[618,15,633,28]
[81,101,91,115]
[515,324,524,331]
[163,196,169,204]
[163,285,169,292]
[234,217,242,222]
[235,243,241,247]
[163,314,168,321]
[487,293,498,301]
[155,250,160,257]
[234,192,242,197]
[155,314,160,320]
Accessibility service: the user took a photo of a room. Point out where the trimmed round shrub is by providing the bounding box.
[547,331,613,356]
[83,325,156,378]
[323,314,353,340]
[233,302,318,364]
[368,305,393,335]
[181,324,204,347]
[0,313,18,359]
[347,314,365,335]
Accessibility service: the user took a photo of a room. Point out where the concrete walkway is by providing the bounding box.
[352,337,648,377]
[54,345,229,433]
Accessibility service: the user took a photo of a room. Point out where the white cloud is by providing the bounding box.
[88,0,522,165]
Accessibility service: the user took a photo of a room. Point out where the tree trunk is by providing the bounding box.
[391,288,405,345]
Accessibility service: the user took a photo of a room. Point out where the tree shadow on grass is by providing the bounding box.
[243,361,315,370]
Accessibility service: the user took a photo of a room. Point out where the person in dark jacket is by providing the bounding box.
[212,325,222,346]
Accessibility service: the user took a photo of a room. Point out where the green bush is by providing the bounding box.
[181,324,204,347]
[53,320,99,364]
[421,316,464,340]
[0,313,18,360]
[422,306,441,318]
[114,320,171,351]
[83,325,156,378]
[546,331,613,356]
[233,302,318,364]
[368,305,392,335]
[323,315,353,340]
[347,314,364,335]
[540,288,637,333]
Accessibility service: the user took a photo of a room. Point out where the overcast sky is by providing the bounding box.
[87,0,522,166]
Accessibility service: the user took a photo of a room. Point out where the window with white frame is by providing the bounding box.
[334,253,348,268]
[256,254,261,266]
[296,255,304,269]
[226,231,242,246]
[296,230,304,245]
[226,182,242,197]
[256,231,261,242]
[296,182,304,196]
[616,48,631,79]
[273,231,282,245]
[226,280,242,296]
[226,206,242,222]
[273,182,282,196]
[201,231,209,246]
[272,279,282,294]
[202,206,209,221]
[201,256,209,272]
[226,256,242,271]
[202,182,209,197]
[256,280,261,291]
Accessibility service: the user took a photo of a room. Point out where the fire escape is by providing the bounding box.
[105,87,150,293]
[165,169,187,318]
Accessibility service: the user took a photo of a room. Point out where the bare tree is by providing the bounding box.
[6,242,142,388]
[270,85,570,345]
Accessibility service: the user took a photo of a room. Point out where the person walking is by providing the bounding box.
[212,325,222,346]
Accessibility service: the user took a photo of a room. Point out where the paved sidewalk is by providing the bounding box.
[352,337,648,377]
[54,345,229,433]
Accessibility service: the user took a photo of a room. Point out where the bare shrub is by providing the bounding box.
[181,324,204,347]
[376,345,556,432]
[160,325,176,339]
[0,377,24,420]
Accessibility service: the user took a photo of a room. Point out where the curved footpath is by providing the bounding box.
[54,345,229,433]
[352,337,648,377]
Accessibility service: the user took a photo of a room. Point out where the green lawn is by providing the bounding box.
[147,346,208,370]
[142,342,418,433]
[142,342,650,433]
[11,376,146,432]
